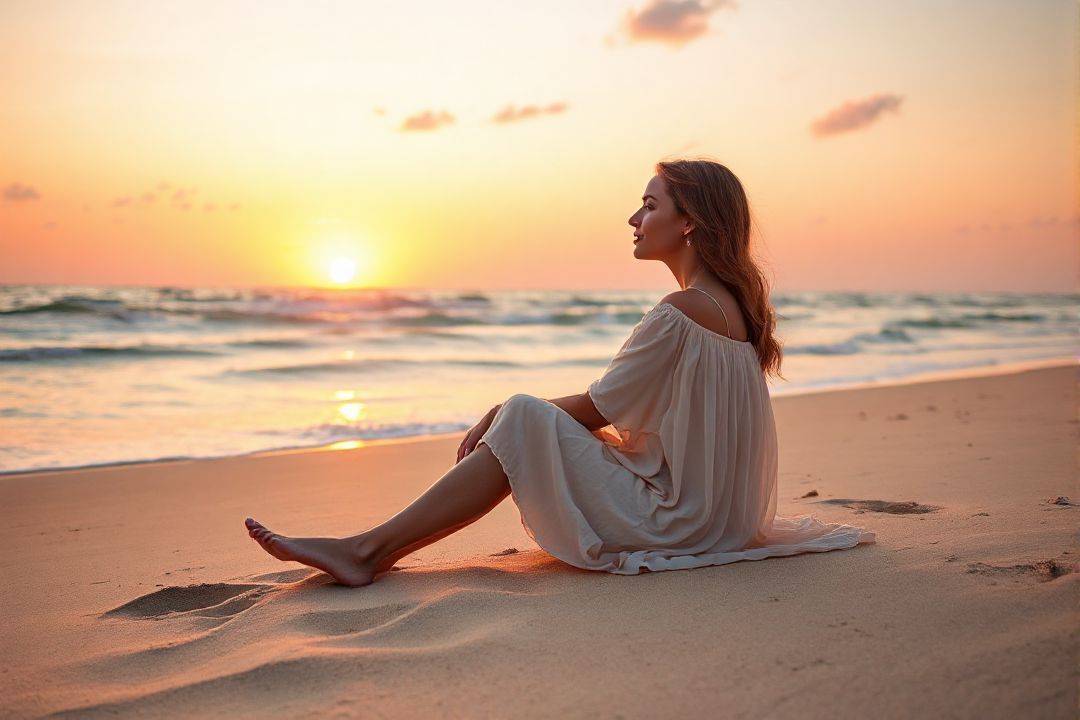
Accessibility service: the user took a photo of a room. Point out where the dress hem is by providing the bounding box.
[476,434,613,574]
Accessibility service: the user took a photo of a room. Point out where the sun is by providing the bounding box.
[314,228,375,287]
[328,257,357,284]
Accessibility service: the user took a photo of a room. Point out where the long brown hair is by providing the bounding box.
[656,158,784,380]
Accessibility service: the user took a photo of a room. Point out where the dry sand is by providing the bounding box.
[2,363,1077,719]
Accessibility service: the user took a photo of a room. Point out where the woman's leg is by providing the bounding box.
[245,441,512,587]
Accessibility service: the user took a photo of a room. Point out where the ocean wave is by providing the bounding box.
[392,312,482,327]
[947,294,1029,308]
[225,338,314,349]
[959,311,1046,322]
[0,344,223,362]
[456,292,492,303]
[890,317,974,329]
[566,296,614,307]
[783,341,861,356]
[1,297,135,321]
[0,290,438,325]
[225,356,521,376]
[390,310,646,328]
[402,328,484,340]
[254,419,467,445]
[785,326,916,355]
[199,309,329,325]
[0,291,655,330]
[156,287,246,302]
[889,311,1047,329]
[850,327,915,344]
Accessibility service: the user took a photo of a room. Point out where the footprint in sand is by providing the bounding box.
[102,582,274,620]
[821,498,941,514]
[965,556,1079,584]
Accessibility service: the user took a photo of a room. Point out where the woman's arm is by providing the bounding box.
[544,392,610,432]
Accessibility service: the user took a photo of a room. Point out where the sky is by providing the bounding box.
[1,0,1076,293]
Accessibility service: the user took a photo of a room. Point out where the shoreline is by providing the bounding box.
[3,354,1074,480]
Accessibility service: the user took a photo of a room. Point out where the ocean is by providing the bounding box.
[0,283,1075,475]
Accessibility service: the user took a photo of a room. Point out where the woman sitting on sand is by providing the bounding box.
[245,158,875,586]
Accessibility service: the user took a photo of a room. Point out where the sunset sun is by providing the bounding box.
[328,257,357,284]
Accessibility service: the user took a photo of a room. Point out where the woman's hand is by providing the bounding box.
[456,404,502,464]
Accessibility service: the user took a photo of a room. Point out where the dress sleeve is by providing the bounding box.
[587,305,682,435]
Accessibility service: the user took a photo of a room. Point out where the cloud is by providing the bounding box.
[113,184,238,213]
[810,93,904,137]
[4,182,41,202]
[614,0,737,47]
[491,102,568,124]
[400,110,455,132]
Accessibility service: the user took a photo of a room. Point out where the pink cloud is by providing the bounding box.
[400,110,455,132]
[616,0,737,47]
[492,102,568,124]
[810,93,904,137]
[4,182,41,202]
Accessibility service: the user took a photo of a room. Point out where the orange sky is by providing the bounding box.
[1,0,1076,292]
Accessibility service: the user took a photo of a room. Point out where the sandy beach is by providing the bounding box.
[2,362,1076,719]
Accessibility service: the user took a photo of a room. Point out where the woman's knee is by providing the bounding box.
[502,393,543,410]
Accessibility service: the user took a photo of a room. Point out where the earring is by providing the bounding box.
[685,239,691,246]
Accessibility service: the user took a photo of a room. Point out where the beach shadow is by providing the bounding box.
[102,583,275,620]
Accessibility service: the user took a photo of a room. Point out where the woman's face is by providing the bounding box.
[628,175,689,258]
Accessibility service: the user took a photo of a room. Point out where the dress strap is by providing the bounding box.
[685,286,730,337]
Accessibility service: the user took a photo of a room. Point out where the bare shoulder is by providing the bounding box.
[658,290,697,314]
[658,289,741,339]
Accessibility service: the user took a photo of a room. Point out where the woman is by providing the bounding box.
[245,158,876,586]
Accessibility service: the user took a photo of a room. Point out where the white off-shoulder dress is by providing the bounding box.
[476,300,876,575]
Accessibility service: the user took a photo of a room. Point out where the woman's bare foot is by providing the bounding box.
[244,517,382,588]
